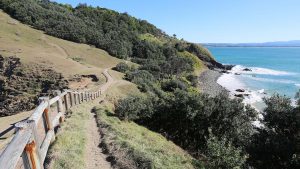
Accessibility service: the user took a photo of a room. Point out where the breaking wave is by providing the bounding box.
[231,65,295,76]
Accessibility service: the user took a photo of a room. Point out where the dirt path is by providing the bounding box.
[100,68,114,92]
[85,112,112,169]
[40,35,70,57]
[84,68,114,169]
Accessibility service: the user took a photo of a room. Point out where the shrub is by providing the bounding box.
[247,94,300,169]
[161,79,187,92]
[186,74,198,86]
[114,62,130,73]
[115,95,154,121]
[206,134,247,169]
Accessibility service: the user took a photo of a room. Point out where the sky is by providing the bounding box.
[54,0,300,43]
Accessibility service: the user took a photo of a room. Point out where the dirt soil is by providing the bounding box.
[0,55,67,116]
[84,68,114,169]
[85,110,112,169]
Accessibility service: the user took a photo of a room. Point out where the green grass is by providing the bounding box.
[94,106,204,169]
[47,101,98,169]
[178,51,207,75]
[139,33,165,46]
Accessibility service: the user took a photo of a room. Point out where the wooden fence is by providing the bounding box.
[0,89,103,169]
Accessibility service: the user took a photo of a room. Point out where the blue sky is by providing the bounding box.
[54,0,300,43]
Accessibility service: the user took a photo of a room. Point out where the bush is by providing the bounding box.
[114,62,130,73]
[115,89,258,158]
[161,79,187,92]
[247,94,300,169]
[186,74,198,86]
[115,95,154,121]
[206,134,247,169]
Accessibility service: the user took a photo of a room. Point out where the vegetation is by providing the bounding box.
[115,91,257,168]
[1,1,299,168]
[113,62,131,73]
[47,102,92,169]
[247,94,300,169]
[0,55,67,116]
[205,133,247,169]
[0,0,219,70]
[95,106,204,169]
[115,87,300,168]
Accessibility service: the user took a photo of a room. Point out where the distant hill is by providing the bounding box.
[203,40,300,47]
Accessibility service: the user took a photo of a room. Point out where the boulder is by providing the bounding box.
[221,70,229,74]
[223,64,235,70]
[236,89,245,92]
[234,94,244,98]
[243,68,252,71]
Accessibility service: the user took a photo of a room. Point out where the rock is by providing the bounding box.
[221,70,229,74]
[223,65,235,70]
[235,73,241,75]
[243,68,252,71]
[243,94,250,97]
[234,94,244,98]
[236,89,245,92]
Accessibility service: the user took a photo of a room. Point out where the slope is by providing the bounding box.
[0,9,135,139]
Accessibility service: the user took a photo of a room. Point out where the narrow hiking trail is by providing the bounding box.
[85,68,114,169]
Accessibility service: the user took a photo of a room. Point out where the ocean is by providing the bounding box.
[208,47,300,108]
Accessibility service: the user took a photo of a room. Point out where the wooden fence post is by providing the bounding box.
[63,90,69,111]
[24,139,43,169]
[69,92,73,107]
[39,97,52,132]
[79,92,83,103]
[79,93,82,104]
[77,93,80,104]
[54,90,64,123]
[54,91,63,112]
[16,121,44,169]
[74,93,77,105]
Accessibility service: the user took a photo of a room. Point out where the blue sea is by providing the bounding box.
[208,47,300,106]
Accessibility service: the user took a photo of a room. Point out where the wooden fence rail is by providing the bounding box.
[0,88,103,169]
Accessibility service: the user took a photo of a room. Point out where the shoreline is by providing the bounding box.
[198,68,266,111]
[198,68,265,127]
[198,69,228,97]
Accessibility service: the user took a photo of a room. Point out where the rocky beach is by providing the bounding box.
[198,69,227,97]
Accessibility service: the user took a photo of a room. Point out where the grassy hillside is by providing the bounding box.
[0,0,220,68]
[94,106,203,169]
[47,70,200,169]
[0,9,140,134]
[0,10,121,78]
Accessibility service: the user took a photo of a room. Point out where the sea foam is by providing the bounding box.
[217,73,245,92]
[246,76,297,84]
[231,65,295,76]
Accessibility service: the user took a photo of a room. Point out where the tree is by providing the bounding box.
[248,94,300,169]
[206,134,247,169]
[114,62,130,73]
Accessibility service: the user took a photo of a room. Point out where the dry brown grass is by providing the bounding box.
[0,9,137,142]
[0,10,121,79]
